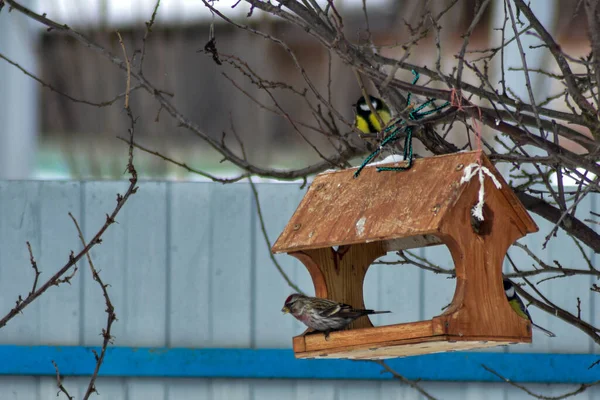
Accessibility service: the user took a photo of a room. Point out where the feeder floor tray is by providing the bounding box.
[292,319,531,360]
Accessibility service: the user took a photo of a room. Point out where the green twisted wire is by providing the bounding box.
[354,70,450,178]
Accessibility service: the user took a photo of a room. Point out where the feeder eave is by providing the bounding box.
[272,152,539,254]
[271,230,444,254]
[272,152,498,254]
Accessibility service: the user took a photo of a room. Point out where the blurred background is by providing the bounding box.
[0,0,589,180]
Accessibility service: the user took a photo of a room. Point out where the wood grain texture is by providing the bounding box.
[435,155,533,340]
[272,151,537,254]
[290,242,386,330]
[279,152,538,359]
[293,320,441,352]
[295,339,523,359]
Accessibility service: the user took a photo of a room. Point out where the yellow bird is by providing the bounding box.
[504,279,555,337]
[354,95,392,135]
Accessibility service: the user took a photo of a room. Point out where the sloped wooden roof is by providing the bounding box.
[272,151,538,253]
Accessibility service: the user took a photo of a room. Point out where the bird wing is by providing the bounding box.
[313,298,362,317]
[318,304,340,317]
[355,115,371,134]
[509,297,532,320]
[320,302,369,319]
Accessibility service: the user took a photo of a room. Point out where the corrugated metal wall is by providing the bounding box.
[0,181,597,399]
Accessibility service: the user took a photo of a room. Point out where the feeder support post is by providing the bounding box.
[290,242,386,330]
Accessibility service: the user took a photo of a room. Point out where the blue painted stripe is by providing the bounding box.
[0,346,598,383]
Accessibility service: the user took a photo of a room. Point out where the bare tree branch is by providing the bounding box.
[482,364,599,400]
[51,361,74,400]
[373,360,438,400]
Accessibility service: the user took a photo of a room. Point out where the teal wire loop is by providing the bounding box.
[354,70,450,178]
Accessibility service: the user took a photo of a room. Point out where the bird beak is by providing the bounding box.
[281,306,290,314]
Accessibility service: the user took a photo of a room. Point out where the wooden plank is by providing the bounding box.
[432,382,506,400]
[121,182,168,400]
[167,183,212,347]
[0,181,42,345]
[121,182,168,347]
[36,182,84,399]
[272,152,537,253]
[435,172,532,339]
[83,181,169,353]
[295,381,336,400]
[420,246,455,321]
[294,320,438,352]
[40,376,82,399]
[272,153,470,253]
[291,242,386,330]
[211,380,251,400]
[384,235,442,251]
[64,377,126,400]
[209,184,253,347]
[127,381,166,400]
[380,380,423,400]
[82,181,132,346]
[0,377,38,400]
[336,381,381,400]
[253,183,307,347]
[296,339,520,360]
[37,182,82,345]
[253,380,302,400]
[480,155,539,235]
[166,379,210,400]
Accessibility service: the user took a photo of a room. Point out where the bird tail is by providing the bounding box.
[365,310,391,315]
[532,323,556,337]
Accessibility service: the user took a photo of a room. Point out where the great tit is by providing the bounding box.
[354,95,392,135]
[503,279,556,337]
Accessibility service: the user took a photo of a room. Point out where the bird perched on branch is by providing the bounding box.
[281,293,391,339]
[503,279,556,337]
[354,95,392,136]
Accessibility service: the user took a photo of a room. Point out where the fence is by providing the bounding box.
[0,181,598,399]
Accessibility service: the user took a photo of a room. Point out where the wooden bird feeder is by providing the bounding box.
[272,151,538,359]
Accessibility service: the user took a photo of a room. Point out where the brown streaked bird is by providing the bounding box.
[281,293,391,339]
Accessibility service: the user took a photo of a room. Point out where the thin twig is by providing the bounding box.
[116,31,131,109]
[482,364,599,400]
[372,360,438,400]
[52,361,74,400]
[25,242,41,296]
[0,113,138,331]
[116,137,250,183]
[69,213,117,399]
[247,177,304,293]
[0,52,142,107]
[140,0,161,74]
[455,0,492,90]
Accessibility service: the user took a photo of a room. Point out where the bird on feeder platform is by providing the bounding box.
[503,279,556,337]
[281,293,391,339]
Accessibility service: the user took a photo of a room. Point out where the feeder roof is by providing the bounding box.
[272,151,537,253]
